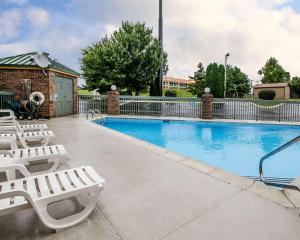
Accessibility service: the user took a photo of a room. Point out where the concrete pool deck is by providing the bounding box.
[1,116,300,240]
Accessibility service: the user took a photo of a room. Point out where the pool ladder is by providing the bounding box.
[86,109,105,125]
[259,135,300,191]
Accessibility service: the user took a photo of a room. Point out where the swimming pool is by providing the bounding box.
[99,117,300,179]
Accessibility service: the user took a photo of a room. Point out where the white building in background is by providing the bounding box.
[163,76,195,90]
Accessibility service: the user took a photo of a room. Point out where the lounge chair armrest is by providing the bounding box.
[0,164,31,177]
[0,150,14,158]
[0,188,31,202]
[0,129,18,134]
[0,110,15,120]
[0,121,16,125]
[0,140,18,150]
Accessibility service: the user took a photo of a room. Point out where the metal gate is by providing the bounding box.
[55,76,73,116]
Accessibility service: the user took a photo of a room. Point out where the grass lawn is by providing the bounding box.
[78,89,92,95]
[253,99,300,106]
[78,88,195,97]
[168,89,195,97]
[253,100,283,106]
[140,89,195,97]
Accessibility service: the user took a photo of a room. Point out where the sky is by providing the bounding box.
[1,0,300,85]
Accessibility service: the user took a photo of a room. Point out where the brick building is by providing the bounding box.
[0,52,80,118]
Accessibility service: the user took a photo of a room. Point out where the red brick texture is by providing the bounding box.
[0,68,78,118]
[107,91,120,115]
[202,93,213,119]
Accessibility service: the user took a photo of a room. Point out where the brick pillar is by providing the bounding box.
[107,91,120,115]
[202,93,213,119]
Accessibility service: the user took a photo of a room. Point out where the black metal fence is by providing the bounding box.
[0,91,15,109]
[77,95,300,122]
[78,95,108,114]
[213,98,300,122]
[120,96,202,118]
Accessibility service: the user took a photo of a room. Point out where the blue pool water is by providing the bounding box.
[100,118,300,178]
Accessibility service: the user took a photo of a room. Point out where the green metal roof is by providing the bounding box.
[0,52,80,77]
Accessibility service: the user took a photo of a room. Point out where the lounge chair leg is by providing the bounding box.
[18,137,29,148]
[5,169,16,181]
[53,228,65,233]
[34,188,101,230]
[41,137,50,147]
[53,218,89,233]
[29,159,61,176]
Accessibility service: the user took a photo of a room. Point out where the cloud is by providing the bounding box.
[104,24,118,36]
[0,9,22,42]
[1,0,300,82]
[0,41,35,56]
[25,7,50,28]
[159,0,300,80]
[67,0,300,80]
[5,0,28,6]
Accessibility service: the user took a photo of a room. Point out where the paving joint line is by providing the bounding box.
[157,189,243,240]
[62,156,125,240]
[95,206,125,240]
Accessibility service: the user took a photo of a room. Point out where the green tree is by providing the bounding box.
[81,21,168,95]
[226,66,250,97]
[258,57,290,83]
[206,63,224,98]
[290,76,300,98]
[188,62,206,97]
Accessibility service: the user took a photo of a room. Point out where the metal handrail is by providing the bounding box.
[259,136,300,190]
[86,110,95,119]
[86,109,105,125]
[93,109,105,125]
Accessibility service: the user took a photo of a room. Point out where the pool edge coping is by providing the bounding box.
[85,116,298,209]
[100,114,300,127]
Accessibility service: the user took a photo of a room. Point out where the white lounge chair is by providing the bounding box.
[0,131,54,148]
[0,110,14,121]
[0,144,68,177]
[0,109,48,132]
[0,165,105,230]
[18,131,54,148]
[0,121,48,133]
[0,133,16,146]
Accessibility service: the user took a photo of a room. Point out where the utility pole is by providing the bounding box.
[158,0,163,96]
[224,53,230,98]
[150,0,164,96]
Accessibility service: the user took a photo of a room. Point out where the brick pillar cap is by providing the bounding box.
[202,93,213,97]
[107,90,119,94]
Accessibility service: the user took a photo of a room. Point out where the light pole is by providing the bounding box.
[158,0,163,96]
[224,53,230,98]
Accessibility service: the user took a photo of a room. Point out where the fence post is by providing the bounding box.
[255,104,258,121]
[234,100,237,120]
[107,90,120,115]
[278,104,281,122]
[202,93,213,119]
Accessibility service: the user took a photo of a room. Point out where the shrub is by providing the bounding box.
[258,90,276,100]
[165,90,177,97]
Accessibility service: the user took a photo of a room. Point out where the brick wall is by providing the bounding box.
[0,68,51,117]
[202,93,213,119]
[107,91,120,115]
[0,68,78,118]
